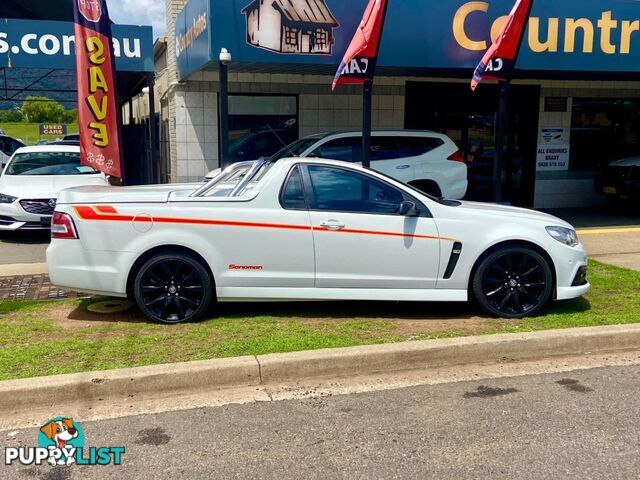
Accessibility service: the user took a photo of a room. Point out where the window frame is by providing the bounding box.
[279,164,309,211]
[297,163,432,218]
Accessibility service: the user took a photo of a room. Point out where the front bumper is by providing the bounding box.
[551,241,590,301]
[0,202,51,230]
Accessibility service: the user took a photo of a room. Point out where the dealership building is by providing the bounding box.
[159,0,640,208]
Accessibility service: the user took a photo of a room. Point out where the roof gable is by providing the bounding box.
[243,0,339,27]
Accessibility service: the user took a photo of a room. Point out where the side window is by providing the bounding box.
[370,137,401,161]
[280,165,307,209]
[310,138,359,162]
[402,137,445,156]
[307,165,404,215]
[0,140,10,156]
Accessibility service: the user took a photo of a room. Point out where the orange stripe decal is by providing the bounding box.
[72,205,457,242]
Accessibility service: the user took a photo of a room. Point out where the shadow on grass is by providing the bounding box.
[66,295,592,326]
[543,296,592,316]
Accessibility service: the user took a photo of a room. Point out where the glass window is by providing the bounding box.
[401,137,444,156]
[370,137,401,161]
[307,165,404,215]
[5,152,98,176]
[227,95,298,163]
[271,137,321,161]
[311,137,360,162]
[571,98,640,170]
[280,166,306,209]
[0,138,24,156]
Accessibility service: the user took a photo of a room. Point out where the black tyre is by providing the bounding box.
[134,252,213,324]
[472,247,553,319]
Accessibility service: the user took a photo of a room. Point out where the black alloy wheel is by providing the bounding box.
[134,252,213,324]
[473,247,553,319]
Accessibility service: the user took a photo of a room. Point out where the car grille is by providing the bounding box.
[19,199,55,215]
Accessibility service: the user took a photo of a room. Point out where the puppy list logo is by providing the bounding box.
[4,417,125,467]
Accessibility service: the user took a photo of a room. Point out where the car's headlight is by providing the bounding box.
[0,193,16,204]
[546,226,580,247]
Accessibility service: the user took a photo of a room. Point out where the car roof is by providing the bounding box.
[13,145,80,154]
[303,129,441,140]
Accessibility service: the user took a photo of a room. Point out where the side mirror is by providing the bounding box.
[398,200,420,217]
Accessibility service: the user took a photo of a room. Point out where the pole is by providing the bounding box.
[147,74,158,184]
[493,81,509,203]
[219,61,230,169]
[362,79,373,169]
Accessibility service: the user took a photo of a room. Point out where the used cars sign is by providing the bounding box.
[39,124,67,136]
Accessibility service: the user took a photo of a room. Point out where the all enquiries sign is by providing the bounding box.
[536,145,570,171]
[537,127,570,171]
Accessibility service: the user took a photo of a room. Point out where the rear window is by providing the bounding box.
[5,151,98,176]
[400,137,444,156]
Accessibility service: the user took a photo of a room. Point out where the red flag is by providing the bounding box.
[72,0,123,178]
[332,0,388,90]
[471,0,534,91]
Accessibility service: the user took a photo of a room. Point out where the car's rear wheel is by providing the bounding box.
[134,252,213,324]
[472,247,553,319]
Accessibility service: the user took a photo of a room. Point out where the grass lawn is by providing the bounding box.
[0,260,638,381]
[0,123,78,145]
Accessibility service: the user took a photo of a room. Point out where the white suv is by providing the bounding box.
[207,131,468,199]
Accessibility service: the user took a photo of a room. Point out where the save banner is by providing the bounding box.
[72,0,122,179]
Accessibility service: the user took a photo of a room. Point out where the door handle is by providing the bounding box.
[396,165,410,170]
[319,220,345,231]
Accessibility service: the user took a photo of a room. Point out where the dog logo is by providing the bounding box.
[5,417,124,467]
[77,0,102,23]
[39,418,80,450]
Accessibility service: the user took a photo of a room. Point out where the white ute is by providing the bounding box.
[48,159,589,324]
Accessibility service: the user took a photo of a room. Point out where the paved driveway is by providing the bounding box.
[0,231,49,272]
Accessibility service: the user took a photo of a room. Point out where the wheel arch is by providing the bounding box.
[467,239,557,299]
[126,244,216,299]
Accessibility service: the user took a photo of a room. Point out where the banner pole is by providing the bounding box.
[362,79,373,169]
[493,80,510,203]
[219,60,230,170]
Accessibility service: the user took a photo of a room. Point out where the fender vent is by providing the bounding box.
[443,242,463,279]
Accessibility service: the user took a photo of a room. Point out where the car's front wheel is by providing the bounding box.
[134,252,213,324]
[472,247,553,319]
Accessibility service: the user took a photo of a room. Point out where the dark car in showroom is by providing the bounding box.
[595,157,640,201]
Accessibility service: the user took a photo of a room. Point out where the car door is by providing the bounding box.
[302,164,441,289]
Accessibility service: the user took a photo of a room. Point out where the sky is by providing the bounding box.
[108,0,166,38]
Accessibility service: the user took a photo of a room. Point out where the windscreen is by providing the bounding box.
[5,151,98,176]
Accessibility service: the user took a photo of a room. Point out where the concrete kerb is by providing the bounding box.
[2,324,640,414]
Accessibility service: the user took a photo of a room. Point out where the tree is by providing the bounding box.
[21,96,66,123]
[0,109,24,122]
[62,108,78,124]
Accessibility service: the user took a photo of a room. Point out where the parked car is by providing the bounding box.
[0,135,26,171]
[48,158,589,324]
[63,133,80,142]
[207,131,468,199]
[0,145,109,231]
[595,157,640,201]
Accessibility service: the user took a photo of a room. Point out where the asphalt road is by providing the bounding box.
[3,364,640,480]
